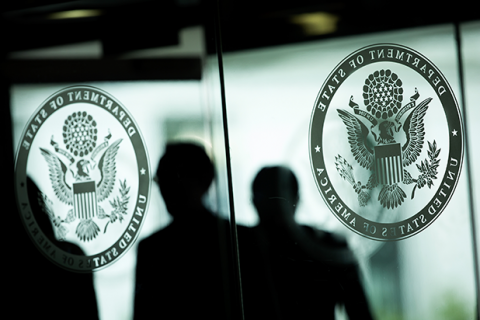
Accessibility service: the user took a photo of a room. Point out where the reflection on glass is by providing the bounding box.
[11,80,215,319]
[224,24,477,319]
[238,166,373,319]
[26,175,99,318]
[134,142,228,319]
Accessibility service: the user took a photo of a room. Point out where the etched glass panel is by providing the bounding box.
[223,24,478,319]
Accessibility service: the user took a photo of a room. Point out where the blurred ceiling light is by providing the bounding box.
[290,12,339,36]
[47,9,102,20]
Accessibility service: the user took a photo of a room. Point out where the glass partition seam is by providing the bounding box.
[454,22,480,317]
[214,0,244,319]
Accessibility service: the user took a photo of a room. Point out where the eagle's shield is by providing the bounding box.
[73,181,98,219]
[375,143,403,185]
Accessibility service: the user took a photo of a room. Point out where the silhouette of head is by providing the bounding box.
[378,120,396,144]
[156,142,214,215]
[252,166,299,224]
[76,159,91,180]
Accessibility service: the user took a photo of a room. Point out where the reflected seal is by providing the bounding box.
[15,85,151,271]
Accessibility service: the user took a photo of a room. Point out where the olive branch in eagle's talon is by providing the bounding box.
[403,140,441,199]
[101,179,131,233]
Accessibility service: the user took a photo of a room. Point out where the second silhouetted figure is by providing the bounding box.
[134,142,228,319]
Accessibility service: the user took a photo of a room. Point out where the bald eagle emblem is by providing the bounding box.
[39,111,130,242]
[335,70,441,209]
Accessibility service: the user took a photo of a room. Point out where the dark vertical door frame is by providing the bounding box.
[212,0,245,319]
[454,21,480,318]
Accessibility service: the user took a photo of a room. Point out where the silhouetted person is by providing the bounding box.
[134,142,228,319]
[10,177,99,319]
[238,166,373,320]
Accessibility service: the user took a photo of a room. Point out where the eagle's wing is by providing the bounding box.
[96,139,122,202]
[402,98,431,167]
[39,148,72,205]
[337,109,374,170]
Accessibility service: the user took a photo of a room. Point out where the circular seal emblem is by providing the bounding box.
[14,85,151,271]
[309,44,463,241]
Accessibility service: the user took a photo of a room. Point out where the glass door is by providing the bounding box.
[220,23,479,319]
[5,2,240,319]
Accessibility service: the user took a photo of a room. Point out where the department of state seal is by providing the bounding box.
[309,44,463,241]
[15,85,151,271]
